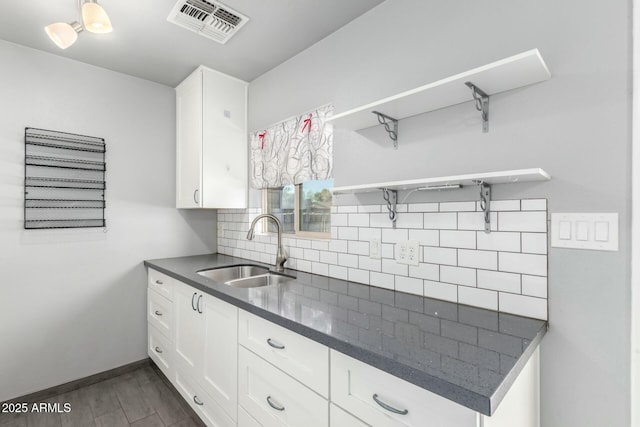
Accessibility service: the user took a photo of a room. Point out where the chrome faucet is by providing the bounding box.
[247,214,288,272]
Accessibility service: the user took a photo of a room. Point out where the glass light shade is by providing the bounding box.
[82,2,113,34]
[44,22,79,49]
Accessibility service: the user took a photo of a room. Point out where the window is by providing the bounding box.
[263,179,333,238]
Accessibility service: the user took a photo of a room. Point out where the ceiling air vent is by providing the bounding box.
[167,0,249,44]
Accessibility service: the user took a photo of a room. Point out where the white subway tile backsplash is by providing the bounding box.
[476,232,521,252]
[338,253,359,268]
[348,241,369,256]
[440,265,476,287]
[459,287,498,311]
[348,213,370,227]
[217,198,548,320]
[424,280,458,303]
[408,203,439,212]
[440,201,476,212]
[458,249,497,271]
[477,270,521,293]
[440,230,476,249]
[499,252,547,276]
[338,226,359,240]
[359,227,381,242]
[329,265,348,280]
[331,213,348,226]
[423,247,457,266]
[424,212,457,230]
[358,256,382,272]
[370,272,395,290]
[521,199,547,211]
[396,213,424,229]
[409,229,439,246]
[382,228,409,244]
[498,211,547,232]
[382,258,408,276]
[499,293,547,320]
[409,263,439,281]
[320,251,338,265]
[348,268,370,285]
[458,212,498,231]
[396,276,423,296]
[521,233,547,254]
[522,275,548,298]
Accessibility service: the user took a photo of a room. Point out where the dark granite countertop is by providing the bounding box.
[144,253,547,416]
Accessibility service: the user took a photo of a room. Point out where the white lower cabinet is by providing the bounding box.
[330,404,370,427]
[175,370,235,427]
[331,351,478,427]
[148,324,172,378]
[238,346,329,427]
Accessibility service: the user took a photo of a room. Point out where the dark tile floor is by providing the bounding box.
[0,364,204,427]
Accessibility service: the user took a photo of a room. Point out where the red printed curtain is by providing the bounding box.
[250,104,333,189]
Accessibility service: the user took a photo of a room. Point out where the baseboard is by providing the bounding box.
[2,358,151,404]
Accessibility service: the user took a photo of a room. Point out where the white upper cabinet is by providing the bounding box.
[176,66,248,209]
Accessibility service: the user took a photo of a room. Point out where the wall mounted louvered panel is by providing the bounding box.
[24,128,106,230]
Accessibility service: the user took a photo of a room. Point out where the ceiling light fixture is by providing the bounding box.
[45,0,112,49]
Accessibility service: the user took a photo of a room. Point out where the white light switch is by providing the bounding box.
[559,221,572,240]
[551,213,618,251]
[576,221,589,241]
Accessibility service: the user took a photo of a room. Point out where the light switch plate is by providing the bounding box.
[370,239,381,259]
[551,213,618,251]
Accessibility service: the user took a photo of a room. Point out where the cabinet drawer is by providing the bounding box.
[148,268,174,301]
[330,351,478,427]
[148,288,172,339]
[174,370,235,427]
[238,310,329,397]
[148,324,172,378]
[238,346,329,427]
[238,406,262,427]
[331,404,370,427]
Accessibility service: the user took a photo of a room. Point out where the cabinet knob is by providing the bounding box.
[372,394,408,415]
[154,347,163,354]
[193,396,204,406]
[154,310,163,317]
[267,338,285,350]
[266,396,285,411]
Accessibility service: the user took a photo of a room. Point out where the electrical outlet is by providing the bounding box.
[370,239,381,259]
[396,240,419,266]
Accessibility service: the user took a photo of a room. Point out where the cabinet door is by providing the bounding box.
[176,69,203,209]
[202,68,247,209]
[201,294,238,421]
[173,281,203,378]
[174,370,235,427]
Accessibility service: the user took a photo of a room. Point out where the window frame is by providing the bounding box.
[261,184,331,240]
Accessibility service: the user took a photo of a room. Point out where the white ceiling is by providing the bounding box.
[0,0,385,87]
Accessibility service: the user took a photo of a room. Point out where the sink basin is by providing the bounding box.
[197,265,270,282]
[225,273,294,289]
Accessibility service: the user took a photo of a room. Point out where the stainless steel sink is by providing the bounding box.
[224,273,294,289]
[197,265,270,282]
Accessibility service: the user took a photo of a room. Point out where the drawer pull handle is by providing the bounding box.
[197,295,203,314]
[372,394,408,415]
[267,338,285,350]
[193,395,204,406]
[191,293,197,311]
[154,347,163,354]
[266,396,285,411]
[155,280,163,285]
[154,310,163,316]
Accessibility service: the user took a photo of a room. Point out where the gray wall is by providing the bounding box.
[0,40,217,401]
[249,1,631,426]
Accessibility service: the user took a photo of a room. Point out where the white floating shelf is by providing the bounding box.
[332,168,551,195]
[327,49,550,132]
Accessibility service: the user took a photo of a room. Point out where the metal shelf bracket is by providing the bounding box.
[372,111,399,148]
[474,180,492,233]
[465,82,490,133]
[381,188,398,228]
